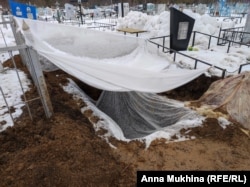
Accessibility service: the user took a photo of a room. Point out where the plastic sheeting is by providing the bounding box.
[14,17,208,93]
[96,91,202,139]
[11,17,208,140]
[188,72,250,130]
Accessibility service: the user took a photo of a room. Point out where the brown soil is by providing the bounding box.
[0,55,249,187]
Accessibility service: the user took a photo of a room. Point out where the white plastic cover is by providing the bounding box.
[14,17,208,93]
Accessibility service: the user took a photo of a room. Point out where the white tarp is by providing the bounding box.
[14,17,208,93]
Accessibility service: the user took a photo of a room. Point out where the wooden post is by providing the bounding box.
[10,17,54,118]
[26,47,54,118]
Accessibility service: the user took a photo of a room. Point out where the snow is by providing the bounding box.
[1,8,249,147]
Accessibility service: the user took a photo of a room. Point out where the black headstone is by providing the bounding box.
[170,7,195,52]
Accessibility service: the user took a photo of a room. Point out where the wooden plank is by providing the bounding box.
[117,28,147,34]
[117,28,147,37]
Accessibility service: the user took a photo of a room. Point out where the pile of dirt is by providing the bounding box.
[0,55,249,186]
